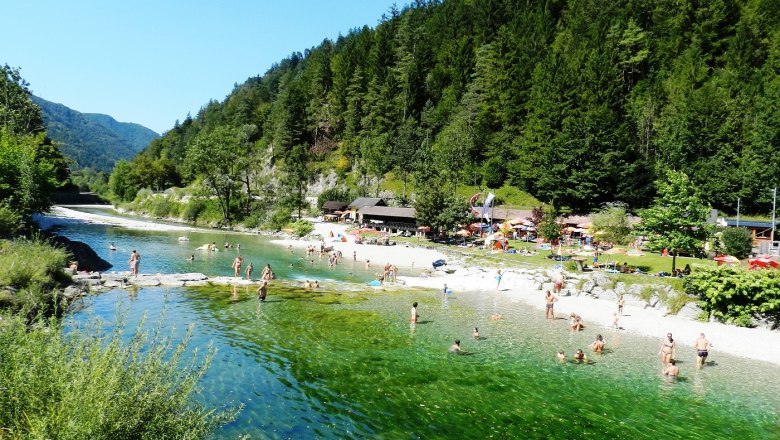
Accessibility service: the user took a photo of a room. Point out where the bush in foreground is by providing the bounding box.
[0,314,238,439]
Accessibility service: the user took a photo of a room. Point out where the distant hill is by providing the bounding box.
[32,96,159,172]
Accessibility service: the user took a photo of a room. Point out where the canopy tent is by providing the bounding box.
[748,256,779,270]
[714,255,740,265]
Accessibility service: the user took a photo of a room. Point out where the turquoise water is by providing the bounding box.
[43,210,780,439]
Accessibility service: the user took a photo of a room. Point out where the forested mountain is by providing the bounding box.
[115,0,780,215]
[33,96,158,172]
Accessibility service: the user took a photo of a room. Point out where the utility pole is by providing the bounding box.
[736,198,740,227]
[769,187,777,244]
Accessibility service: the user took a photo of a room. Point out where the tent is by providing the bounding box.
[748,256,779,270]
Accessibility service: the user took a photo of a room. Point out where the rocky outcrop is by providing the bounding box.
[48,234,112,272]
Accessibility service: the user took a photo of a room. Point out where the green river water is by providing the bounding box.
[39,209,780,439]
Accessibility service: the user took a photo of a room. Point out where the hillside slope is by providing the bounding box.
[33,96,158,171]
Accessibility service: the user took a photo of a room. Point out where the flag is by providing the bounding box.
[482,192,495,221]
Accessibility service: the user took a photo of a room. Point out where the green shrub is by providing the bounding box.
[0,238,70,317]
[685,267,780,327]
[563,261,578,272]
[718,227,753,259]
[182,198,206,222]
[289,219,314,237]
[0,314,238,438]
[0,203,23,237]
[266,207,292,231]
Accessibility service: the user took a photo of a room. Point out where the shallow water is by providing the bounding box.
[42,211,780,439]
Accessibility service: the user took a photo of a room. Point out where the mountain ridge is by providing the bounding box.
[32,96,159,172]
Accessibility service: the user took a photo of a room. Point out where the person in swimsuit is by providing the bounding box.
[449,339,464,354]
[232,256,243,277]
[659,333,675,363]
[569,313,584,331]
[695,333,710,369]
[472,327,479,339]
[545,290,558,320]
[617,295,625,315]
[590,334,605,353]
[128,250,140,277]
[411,302,419,323]
[663,359,679,379]
[245,262,253,280]
[573,349,588,363]
[557,351,566,363]
[495,269,503,290]
[257,280,268,302]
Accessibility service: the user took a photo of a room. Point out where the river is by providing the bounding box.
[39,208,780,439]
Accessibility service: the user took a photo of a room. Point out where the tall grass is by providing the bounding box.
[0,313,238,439]
[0,237,71,318]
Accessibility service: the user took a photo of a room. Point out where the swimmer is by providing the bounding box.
[187,254,195,261]
[232,256,243,277]
[365,260,370,269]
[557,351,566,363]
[109,242,117,251]
[128,249,140,277]
[659,333,675,364]
[490,312,503,321]
[449,339,464,354]
[573,349,588,363]
[303,280,311,288]
[617,294,625,315]
[245,262,253,280]
[472,327,479,339]
[569,313,584,331]
[612,312,621,329]
[313,280,320,288]
[663,359,679,379]
[590,334,605,353]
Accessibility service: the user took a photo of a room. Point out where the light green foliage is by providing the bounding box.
[591,202,633,245]
[0,238,70,317]
[0,314,238,438]
[685,266,780,327]
[0,203,23,237]
[0,130,62,217]
[716,226,753,259]
[638,170,711,271]
[267,207,293,231]
[537,205,561,244]
[184,127,244,225]
[288,219,314,237]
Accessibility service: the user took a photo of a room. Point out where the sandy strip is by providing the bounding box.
[48,207,780,365]
[46,206,204,232]
[399,269,780,366]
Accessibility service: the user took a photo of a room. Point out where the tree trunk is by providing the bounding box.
[672,252,677,274]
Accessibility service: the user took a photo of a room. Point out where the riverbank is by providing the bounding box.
[48,205,780,366]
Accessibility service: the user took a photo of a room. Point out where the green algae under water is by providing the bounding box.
[44,210,780,439]
[69,284,780,440]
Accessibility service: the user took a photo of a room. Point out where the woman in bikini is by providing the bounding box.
[659,333,675,363]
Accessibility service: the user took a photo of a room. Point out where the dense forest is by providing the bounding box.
[111,0,780,218]
[33,96,159,172]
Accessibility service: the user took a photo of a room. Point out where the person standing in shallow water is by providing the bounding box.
[129,250,140,277]
[245,262,253,280]
[695,333,711,369]
[232,255,243,277]
[411,302,419,323]
[545,290,557,320]
[257,280,268,302]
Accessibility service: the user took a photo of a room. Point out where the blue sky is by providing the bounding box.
[1,1,399,133]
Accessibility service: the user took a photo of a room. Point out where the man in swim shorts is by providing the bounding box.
[449,339,464,354]
[411,302,419,323]
[545,290,557,320]
[695,333,710,369]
